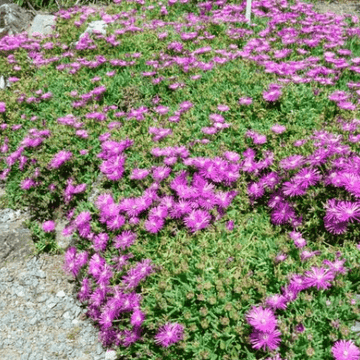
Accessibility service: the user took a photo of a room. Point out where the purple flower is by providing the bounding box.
[323,258,347,275]
[300,250,321,261]
[183,209,211,232]
[130,309,146,327]
[282,181,307,197]
[282,286,299,303]
[249,329,281,351]
[263,89,282,102]
[152,166,171,182]
[304,267,335,290]
[331,201,360,223]
[288,231,307,248]
[293,167,321,188]
[42,220,56,232]
[169,200,192,219]
[288,274,308,292]
[248,182,265,199]
[271,124,286,134]
[92,233,109,252]
[48,150,72,169]
[130,168,150,180]
[295,323,305,333]
[226,220,234,231]
[265,294,287,310]
[113,231,137,250]
[77,277,91,302]
[279,155,304,170]
[271,202,295,225]
[275,253,287,263]
[154,322,184,348]
[106,215,125,231]
[331,340,360,360]
[144,216,165,233]
[111,253,133,272]
[260,172,280,190]
[246,306,277,333]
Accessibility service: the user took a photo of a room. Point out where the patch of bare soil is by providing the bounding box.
[308,0,360,17]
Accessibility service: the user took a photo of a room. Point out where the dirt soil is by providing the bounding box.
[304,0,360,17]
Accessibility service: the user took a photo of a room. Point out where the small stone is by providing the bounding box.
[56,290,66,297]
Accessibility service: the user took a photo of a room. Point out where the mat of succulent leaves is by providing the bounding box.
[1,0,360,359]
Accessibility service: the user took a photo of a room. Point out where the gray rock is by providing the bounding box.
[351,321,360,333]
[55,220,73,250]
[26,13,56,39]
[0,3,34,40]
[0,3,56,91]
[71,20,108,49]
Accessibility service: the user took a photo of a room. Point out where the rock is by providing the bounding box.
[71,20,108,49]
[26,13,56,39]
[0,208,36,266]
[0,3,34,40]
[0,2,56,91]
[351,321,360,333]
[54,219,74,251]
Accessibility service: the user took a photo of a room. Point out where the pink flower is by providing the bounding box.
[271,124,286,134]
[152,166,171,182]
[183,209,211,232]
[144,216,165,233]
[130,309,145,327]
[263,89,282,102]
[265,294,287,310]
[238,97,252,105]
[154,322,184,348]
[246,306,277,333]
[304,267,335,290]
[323,258,347,275]
[331,340,360,360]
[113,231,137,250]
[249,330,281,351]
[42,220,56,232]
[48,150,73,169]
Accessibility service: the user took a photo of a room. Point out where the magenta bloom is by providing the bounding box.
[130,309,146,327]
[144,216,165,233]
[304,267,335,290]
[152,166,171,182]
[246,306,277,333]
[263,89,282,102]
[293,167,321,188]
[42,220,56,232]
[48,150,73,169]
[271,124,286,134]
[282,181,307,197]
[248,182,265,199]
[271,202,295,225]
[113,231,137,250]
[183,209,211,232]
[331,340,360,360]
[154,323,184,348]
[323,258,347,275]
[279,155,304,170]
[265,294,287,310]
[249,329,281,351]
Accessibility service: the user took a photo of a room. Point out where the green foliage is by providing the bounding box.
[1,0,360,358]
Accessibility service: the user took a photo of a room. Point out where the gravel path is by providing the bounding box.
[0,253,117,360]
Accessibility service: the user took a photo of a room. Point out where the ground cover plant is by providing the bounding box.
[1,0,360,358]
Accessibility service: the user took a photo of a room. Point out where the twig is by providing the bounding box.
[26,0,38,15]
[54,0,62,11]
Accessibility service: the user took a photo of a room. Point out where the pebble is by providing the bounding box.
[0,241,118,360]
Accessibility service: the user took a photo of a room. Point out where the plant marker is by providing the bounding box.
[246,0,252,22]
